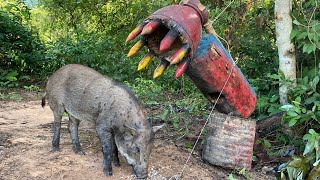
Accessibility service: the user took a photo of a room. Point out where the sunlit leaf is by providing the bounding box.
[290,29,298,39]
[303,134,312,140]
[292,19,301,25]
[297,32,308,40]
[288,110,298,117]
[281,104,293,110]
[270,95,279,102]
[309,129,317,135]
[303,141,314,156]
[288,118,298,126]
[313,76,319,86]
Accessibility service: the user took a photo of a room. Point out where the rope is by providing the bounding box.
[175,2,238,175]
[212,0,235,23]
[169,1,238,179]
[175,44,237,179]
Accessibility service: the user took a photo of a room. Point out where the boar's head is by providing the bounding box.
[115,124,164,179]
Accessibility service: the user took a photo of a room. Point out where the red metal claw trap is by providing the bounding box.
[126,0,208,78]
[186,34,257,118]
[126,0,257,118]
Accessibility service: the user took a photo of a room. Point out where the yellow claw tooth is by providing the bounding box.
[138,53,154,71]
[170,44,190,65]
[125,23,146,42]
[153,59,169,79]
[127,39,146,57]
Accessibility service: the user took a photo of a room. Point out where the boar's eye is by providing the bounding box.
[124,132,133,141]
[134,146,140,153]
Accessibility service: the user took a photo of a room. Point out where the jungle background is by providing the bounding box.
[0,0,319,179]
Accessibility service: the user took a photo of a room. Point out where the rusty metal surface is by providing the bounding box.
[145,4,204,59]
[202,111,256,170]
[186,34,257,118]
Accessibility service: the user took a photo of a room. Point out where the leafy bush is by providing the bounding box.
[124,77,163,102]
[276,72,320,179]
[0,1,46,86]
[277,129,320,179]
[280,73,320,128]
[291,0,320,55]
[0,69,19,88]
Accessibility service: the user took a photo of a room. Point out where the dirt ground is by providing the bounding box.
[0,98,277,180]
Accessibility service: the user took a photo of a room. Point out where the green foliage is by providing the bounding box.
[291,0,320,92]
[8,92,22,102]
[253,73,282,119]
[0,69,19,88]
[280,72,320,127]
[238,168,250,180]
[24,84,41,92]
[227,168,250,180]
[291,0,320,55]
[228,174,238,180]
[124,77,163,102]
[0,0,46,87]
[0,93,5,100]
[277,129,320,180]
[303,129,320,166]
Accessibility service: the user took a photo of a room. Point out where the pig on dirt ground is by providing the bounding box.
[42,64,164,178]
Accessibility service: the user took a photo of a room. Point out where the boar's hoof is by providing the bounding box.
[73,148,86,155]
[135,174,148,179]
[75,150,86,155]
[104,171,112,176]
[113,161,120,167]
[103,167,113,176]
[50,147,60,153]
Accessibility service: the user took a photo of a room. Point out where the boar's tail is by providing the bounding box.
[41,93,46,107]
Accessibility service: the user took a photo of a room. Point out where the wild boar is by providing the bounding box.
[42,64,163,178]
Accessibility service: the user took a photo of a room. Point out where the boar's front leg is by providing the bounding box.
[51,105,64,152]
[68,115,85,155]
[96,122,113,176]
[111,131,120,167]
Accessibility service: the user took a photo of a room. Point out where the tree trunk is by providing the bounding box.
[275,0,296,104]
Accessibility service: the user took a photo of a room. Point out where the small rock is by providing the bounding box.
[262,166,274,174]
[6,139,12,144]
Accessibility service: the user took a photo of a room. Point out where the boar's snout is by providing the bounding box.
[133,167,148,179]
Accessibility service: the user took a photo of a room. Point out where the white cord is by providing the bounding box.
[177,58,237,179]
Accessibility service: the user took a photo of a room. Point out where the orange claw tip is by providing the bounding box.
[159,29,180,52]
[137,52,154,71]
[153,59,170,79]
[141,19,162,35]
[175,58,190,78]
[170,44,190,65]
[125,23,146,42]
[127,38,146,57]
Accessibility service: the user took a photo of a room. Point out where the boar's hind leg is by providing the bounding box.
[96,123,113,176]
[68,115,85,155]
[111,131,120,167]
[51,105,64,152]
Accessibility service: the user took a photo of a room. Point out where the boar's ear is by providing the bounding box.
[124,125,137,135]
[152,124,165,133]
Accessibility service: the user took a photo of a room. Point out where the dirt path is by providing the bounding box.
[0,101,275,180]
